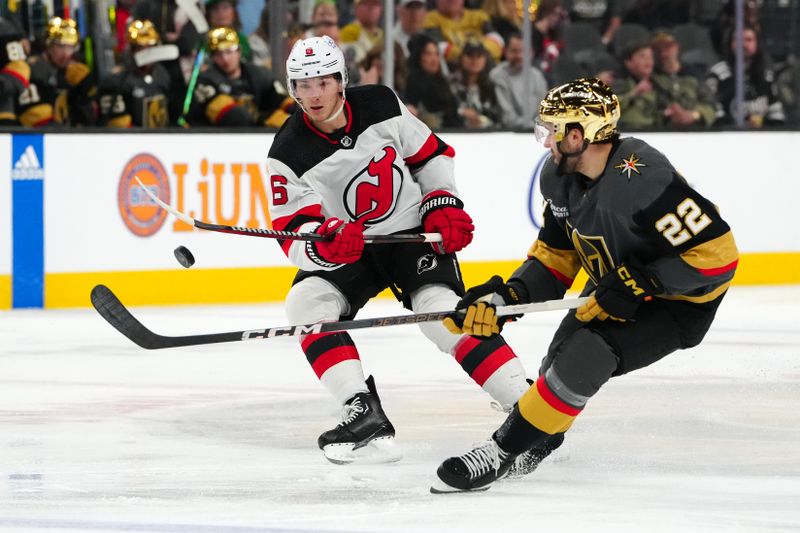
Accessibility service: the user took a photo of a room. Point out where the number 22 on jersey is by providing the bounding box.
[655,197,711,246]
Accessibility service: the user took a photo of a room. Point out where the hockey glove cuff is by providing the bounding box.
[444,275,522,337]
[576,263,662,322]
[420,190,474,254]
[312,218,365,265]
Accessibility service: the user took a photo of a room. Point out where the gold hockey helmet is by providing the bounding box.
[208,27,240,52]
[537,77,621,143]
[46,17,79,46]
[127,20,160,47]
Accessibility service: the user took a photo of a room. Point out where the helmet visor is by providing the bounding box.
[534,118,555,145]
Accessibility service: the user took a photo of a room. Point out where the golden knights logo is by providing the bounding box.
[568,223,614,284]
[614,153,646,180]
[143,95,168,128]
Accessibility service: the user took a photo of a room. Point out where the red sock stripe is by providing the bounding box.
[536,376,582,416]
[300,331,337,351]
[301,332,360,378]
[453,336,481,364]
[470,344,517,386]
[310,348,360,378]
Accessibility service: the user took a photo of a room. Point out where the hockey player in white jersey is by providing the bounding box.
[267,35,531,465]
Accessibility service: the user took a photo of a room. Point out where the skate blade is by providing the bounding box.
[322,436,402,465]
[429,477,491,494]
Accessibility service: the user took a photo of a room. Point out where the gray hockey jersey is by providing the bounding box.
[530,136,738,304]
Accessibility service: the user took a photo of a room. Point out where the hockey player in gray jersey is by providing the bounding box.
[18,17,95,127]
[432,78,739,493]
[267,35,534,465]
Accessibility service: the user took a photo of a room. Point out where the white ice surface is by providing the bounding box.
[1,286,799,533]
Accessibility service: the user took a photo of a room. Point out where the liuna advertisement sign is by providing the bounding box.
[1,131,797,309]
[45,134,285,274]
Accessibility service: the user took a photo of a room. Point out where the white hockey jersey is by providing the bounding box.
[267,84,459,271]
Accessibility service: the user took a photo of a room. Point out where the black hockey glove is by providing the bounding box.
[576,264,662,322]
[444,275,522,337]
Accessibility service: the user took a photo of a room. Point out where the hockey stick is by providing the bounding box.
[91,284,589,350]
[175,0,210,34]
[134,176,443,244]
[177,44,205,128]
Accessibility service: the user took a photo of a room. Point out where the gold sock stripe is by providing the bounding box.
[517,377,579,435]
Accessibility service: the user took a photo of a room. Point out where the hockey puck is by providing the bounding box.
[174,246,195,268]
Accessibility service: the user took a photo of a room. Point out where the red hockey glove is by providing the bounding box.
[576,263,662,322]
[420,190,474,254]
[312,218,364,265]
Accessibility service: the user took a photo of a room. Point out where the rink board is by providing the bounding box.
[2,131,798,309]
[0,135,8,309]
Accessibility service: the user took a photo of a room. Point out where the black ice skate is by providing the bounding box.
[430,438,516,493]
[507,432,565,479]
[318,376,401,465]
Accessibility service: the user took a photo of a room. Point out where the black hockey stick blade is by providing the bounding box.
[91,284,588,351]
[91,284,242,349]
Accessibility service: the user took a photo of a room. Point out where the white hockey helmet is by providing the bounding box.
[286,35,348,101]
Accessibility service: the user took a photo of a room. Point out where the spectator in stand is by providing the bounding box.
[650,31,715,129]
[710,0,760,57]
[592,53,619,87]
[356,40,410,96]
[205,0,251,60]
[450,39,500,128]
[489,32,548,129]
[353,39,382,86]
[249,5,272,69]
[340,0,383,63]
[305,1,341,41]
[564,0,620,45]
[532,0,567,76]
[405,32,464,128]
[482,0,521,45]
[424,0,504,66]
[612,40,660,129]
[705,25,786,128]
[394,0,427,58]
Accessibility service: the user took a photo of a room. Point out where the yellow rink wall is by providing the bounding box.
[2,131,798,310]
[26,251,799,309]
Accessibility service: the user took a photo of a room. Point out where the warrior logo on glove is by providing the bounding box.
[344,146,402,226]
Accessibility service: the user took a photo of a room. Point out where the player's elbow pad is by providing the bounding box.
[507,258,569,303]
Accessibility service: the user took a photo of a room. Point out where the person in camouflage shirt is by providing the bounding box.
[650,32,716,129]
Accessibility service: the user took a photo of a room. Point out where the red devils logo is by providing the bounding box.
[343,146,403,226]
[305,47,314,56]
